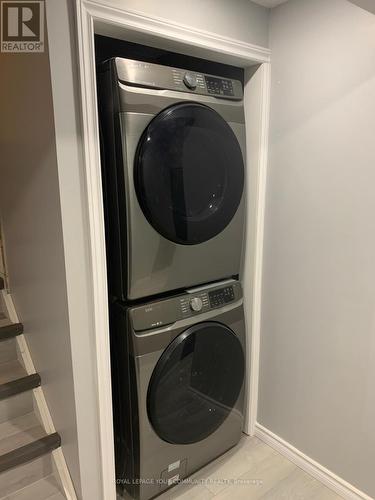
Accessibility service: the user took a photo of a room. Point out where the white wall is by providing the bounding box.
[0,23,82,499]
[259,0,375,497]
[98,0,270,47]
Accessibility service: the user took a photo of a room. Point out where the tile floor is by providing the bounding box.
[119,435,343,500]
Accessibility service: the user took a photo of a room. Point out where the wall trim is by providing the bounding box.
[74,2,271,498]
[255,423,373,500]
[85,0,271,64]
[244,62,271,436]
[1,290,77,500]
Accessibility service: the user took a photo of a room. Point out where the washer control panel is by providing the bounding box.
[131,281,242,332]
[179,285,236,318]
[209,285,235,307]
[179,292,210,318]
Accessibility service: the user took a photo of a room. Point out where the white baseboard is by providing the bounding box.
[255,423,373,500]
[1,289,77,500]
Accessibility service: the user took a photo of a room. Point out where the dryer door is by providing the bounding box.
[134,102,244,245]
[147,322,245,444]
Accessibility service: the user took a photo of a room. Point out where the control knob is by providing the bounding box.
[190,297,203,312]
[183,72,197,90]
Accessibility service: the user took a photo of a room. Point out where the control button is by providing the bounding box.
[183,72,197,90]
[190,297,203,312]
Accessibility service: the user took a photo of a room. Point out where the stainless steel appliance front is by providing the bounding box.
[110,280,246,500]
[98,58,246,300]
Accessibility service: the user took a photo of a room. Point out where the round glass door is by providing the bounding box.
[134,103,244,245]
[147,322,245,444]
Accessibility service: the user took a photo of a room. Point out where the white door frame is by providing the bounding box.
[74,2,270,499]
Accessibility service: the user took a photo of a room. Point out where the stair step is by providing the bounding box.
[0,409,64,498]
[0,453,53,498]
[0,413,46,456]
[2,474,64,500]
[0,375,41,402]
[0,433,61,474]
[0,325,23,342]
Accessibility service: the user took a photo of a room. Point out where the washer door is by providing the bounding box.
[147,322,245,444]
[134,103,244,245]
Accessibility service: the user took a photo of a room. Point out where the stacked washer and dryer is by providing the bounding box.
[98,56,248,500]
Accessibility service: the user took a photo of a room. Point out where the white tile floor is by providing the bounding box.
[119,436,343,500]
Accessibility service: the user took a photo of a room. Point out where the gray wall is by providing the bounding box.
[0,12,81,500]
[259,0,375,497]
[99,0,270,47]
[45,1,106,499]
[0,1,270,499]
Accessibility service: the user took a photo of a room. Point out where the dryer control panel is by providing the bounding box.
[131,280,242,332]
[115,58,243,100]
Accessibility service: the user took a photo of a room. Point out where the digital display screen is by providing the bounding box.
[209,286,235,307]
[205,76,234,96]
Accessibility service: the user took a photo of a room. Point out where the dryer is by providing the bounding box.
[110,279,246,500]
[98,58,246,301]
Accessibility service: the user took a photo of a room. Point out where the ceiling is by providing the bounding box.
[253,0,375,11]
[252,0,289,7]
[347,0,375,14]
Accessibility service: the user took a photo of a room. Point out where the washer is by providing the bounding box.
[110,279,246,500]
[98,58,246,301]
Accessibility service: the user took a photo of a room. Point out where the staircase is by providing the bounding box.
[0,281,68,499]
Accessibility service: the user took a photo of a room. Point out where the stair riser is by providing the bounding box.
[0,340,17,365]
[0,315,10,329]
[0,454,53,498]
[0,393,33,425]
[3,473,63,500]
[0,424,46,456]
